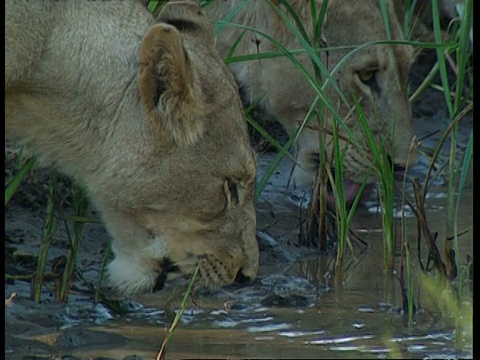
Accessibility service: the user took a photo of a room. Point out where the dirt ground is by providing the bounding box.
[4,49,473,359]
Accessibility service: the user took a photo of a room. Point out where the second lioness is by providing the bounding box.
[206,0,418,206]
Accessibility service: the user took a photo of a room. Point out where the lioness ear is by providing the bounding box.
[157,1,215,48]
[138,22,203,147]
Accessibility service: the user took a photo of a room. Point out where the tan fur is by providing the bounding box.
[206,0,418,187]
[5,0,259,295]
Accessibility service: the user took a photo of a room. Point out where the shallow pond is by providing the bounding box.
[6,155,472,359]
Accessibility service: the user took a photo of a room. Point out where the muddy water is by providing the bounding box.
[10,178,472,359]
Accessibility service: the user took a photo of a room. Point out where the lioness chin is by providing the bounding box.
[206,0,419,207]
[5,0,259,296]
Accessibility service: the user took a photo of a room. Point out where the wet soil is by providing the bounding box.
[4,50,473,359]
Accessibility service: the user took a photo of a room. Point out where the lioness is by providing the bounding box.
[206,0,418,207]
[5,0,259,295]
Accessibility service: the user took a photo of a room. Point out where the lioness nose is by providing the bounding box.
[390,135,419,169]
[234,246,259,285]
[390,152,418,172]
[234,268,254,284]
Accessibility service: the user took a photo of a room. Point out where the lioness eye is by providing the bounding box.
[225,178,239,206]
[358,69,377,84]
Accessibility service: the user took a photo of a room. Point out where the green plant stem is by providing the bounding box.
[31,173,57,302]
[156,264,200,360]
[96,242,112,303]
[58,185,89,302]
[405,243,414,328]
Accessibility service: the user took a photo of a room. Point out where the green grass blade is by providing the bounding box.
[156,264,200,360]
[5,157,36,206]
[31,173,58,302]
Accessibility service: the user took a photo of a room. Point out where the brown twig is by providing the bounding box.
[412,179,447,277]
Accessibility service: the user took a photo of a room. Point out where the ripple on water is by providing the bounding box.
[278,330,326,338]
[305,334,374,345]
[246,323,292,333]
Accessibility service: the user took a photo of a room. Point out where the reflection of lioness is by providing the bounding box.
[206,0,418,207]
[6,0,258,295]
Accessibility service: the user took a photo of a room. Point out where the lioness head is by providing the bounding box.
[5,0,258,295]
[207,0,418,206]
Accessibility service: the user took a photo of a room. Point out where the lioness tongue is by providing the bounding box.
[326,180,372,210]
